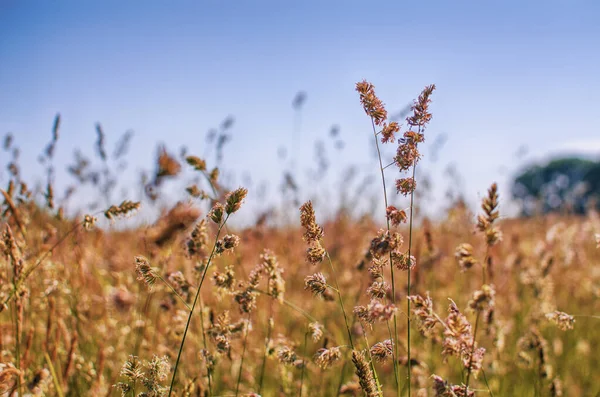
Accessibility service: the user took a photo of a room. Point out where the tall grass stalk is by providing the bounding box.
[370,117,401,395]
[168,214,230,396]
[406,162,417,397]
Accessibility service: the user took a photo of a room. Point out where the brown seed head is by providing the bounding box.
[355,80,388,126]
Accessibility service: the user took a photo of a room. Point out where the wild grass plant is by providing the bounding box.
[0,81,598,397]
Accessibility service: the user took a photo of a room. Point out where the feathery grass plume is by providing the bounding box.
[314,346,342,369]
[386,205,407,226]
[370,339,393,362]
[215,234,240,255]
[356,80,388,127]
[351,350,380,397]
[82,214,97,231]
[391,250,416,271]
[455,243,478,272]
[208,202,225,224]
[431,375,474,397]
[369,229,403,259]
[276,345,298,366]
[407,293,438,335]
[208,311,234,354]
[477,182,502,246]
[306,240,326,264]
[545,311,575,331]
[156,146,182,179]
[442,300,481,368]
[468,284,496,312]
[308,322,324,342]
[212,265,236,292]
[517,328,550,379]
[135,256,159,290]
[354,300,397,326]
[104,200,140,220]
[299,200,324,242]
[225,187,248,214]
[260,249,285,301]
[367,281,389,299]
[185,155,207,171]
[187,219,209,257]
[304,272,328,298]
[396,177,417,196]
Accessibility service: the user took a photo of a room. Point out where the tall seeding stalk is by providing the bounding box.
[356,80,435,396]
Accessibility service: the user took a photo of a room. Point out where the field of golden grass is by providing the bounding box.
[1,81,599,397]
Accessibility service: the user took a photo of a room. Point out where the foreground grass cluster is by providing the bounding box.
[1,82,599,396]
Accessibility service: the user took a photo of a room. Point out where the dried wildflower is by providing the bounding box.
[406,84,436,129]
[396,177,417,196]
[261,249,285,301]
[369,229,402,259]
[356,80,388,126]
[299,201,324,242]
[234,289,258,313]
[367,281,389,299]
[225,187,248,214]
[386,205,407,226]
[351,350,380,397]
[135,256,159,290]
[468,284,496,312]
[104,200,140,220]
[209,202,225,224]
[370,339,393,362]
[308,322,324,342]
[408,293,438,335]
[314,346,342,369]
[442,300,474,362]
[215,234,240,255]
[517,328,549,378]
[455,243,477,271]
[187,219,209,257]
[431,375,474,397]
[392,251,416,271]
[186,184,208,199]
[306,241,326,264]
[380,121,400,144]
[156,146,181,179]
[277,345,297,366]
[477,183,502,246]
[213,266,236,292]
[545,311,575,331]
[186,155,207,171]
[354,300,397,326]
[305,273,328,298]
[83,214,97,231]
[368,258,385,279]
[120,355,144,381]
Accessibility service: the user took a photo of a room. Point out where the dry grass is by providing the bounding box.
[0,81,599,397]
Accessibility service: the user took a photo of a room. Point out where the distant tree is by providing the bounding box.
[511,157,600,215]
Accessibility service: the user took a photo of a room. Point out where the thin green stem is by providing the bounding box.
[199,298,213,395]
[168,215,229,396]
[235,314,251,396]
[258,281,275,394]
[370,117,401,395]
[325,252,354,350]
[464,311,481,393]
[407,162,417,397]
[482,369,494,396]
[299,326,309,397]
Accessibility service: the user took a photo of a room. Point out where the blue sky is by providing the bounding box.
[1,1,600,222]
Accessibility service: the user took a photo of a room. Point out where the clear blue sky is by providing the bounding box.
[1,1,600,222]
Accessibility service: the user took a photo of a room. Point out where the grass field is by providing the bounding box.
[1,81,599,396]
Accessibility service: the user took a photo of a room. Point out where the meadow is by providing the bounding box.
[0,81,599,397]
